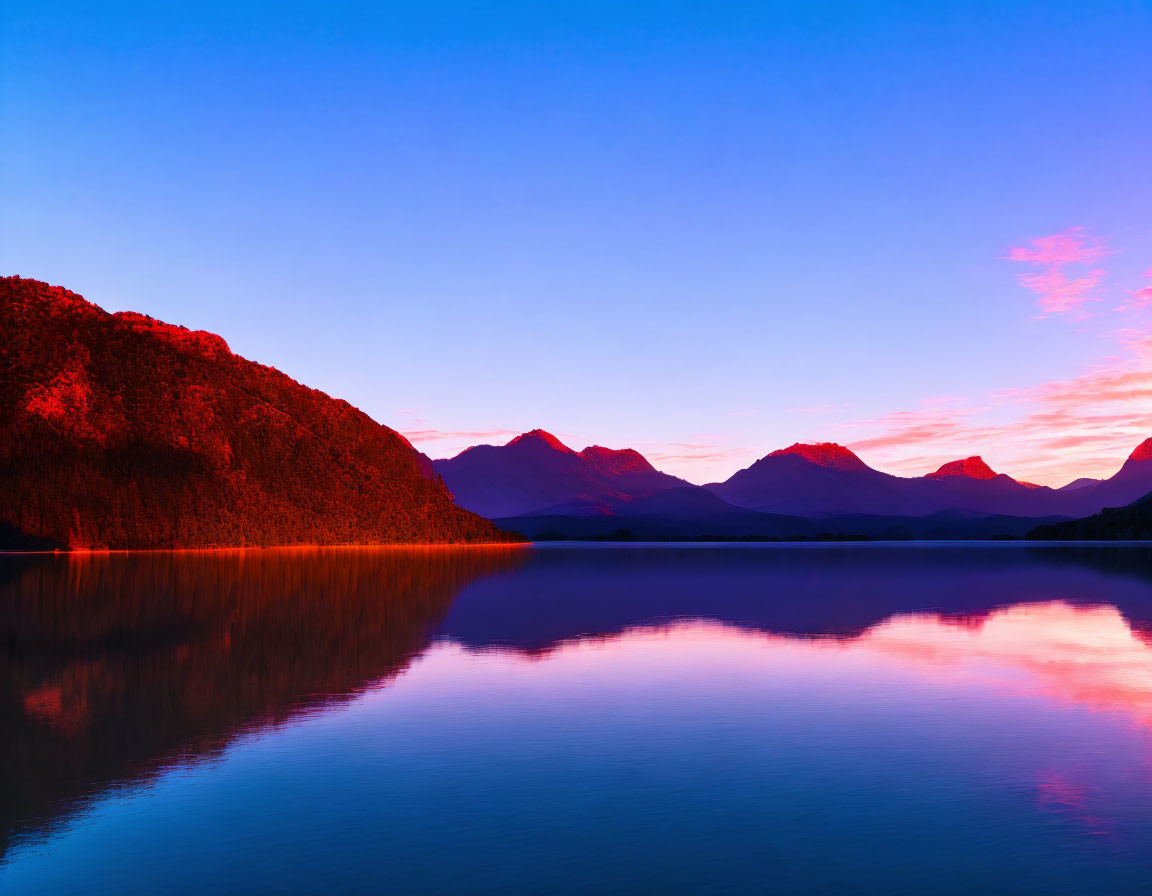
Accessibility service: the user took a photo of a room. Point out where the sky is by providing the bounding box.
[2,1,1150,486]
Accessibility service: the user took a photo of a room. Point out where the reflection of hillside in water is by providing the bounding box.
[0,546,527,854]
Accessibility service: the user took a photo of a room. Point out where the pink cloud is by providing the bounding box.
[637,441,756,482]
[1005,228,1113,267]
[836,346,1152,484]
[402,428,520,444]
[648,451,731,463]
[848,418,968,454]
[645,442,740,465]
[1115,266,1152,314]
[1005,227,1115,316]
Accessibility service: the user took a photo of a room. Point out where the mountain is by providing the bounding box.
[1029,490,1152,540]
[434,431,687,518]
[926,456,998,480]
[1059,439,1152,514]
[0,276,509,549]
[911,455,1073,517]
[1059,477,1100,491]
[767,442,870,471]
[705,443,1149,521]
[580,445,662,477]
[705,443,940,517]
[448,428,1152,535]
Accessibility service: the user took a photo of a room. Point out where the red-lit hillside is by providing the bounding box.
[926,457,999,481]
[0,277,511,549]
[767,442,871,472]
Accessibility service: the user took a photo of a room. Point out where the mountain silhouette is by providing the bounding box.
[433,430,687,518]
[705,443,1152,523]
[0,277,509,549]
[439,431,1152,538]
[1059,439,1152,514]
[705,443,940,517]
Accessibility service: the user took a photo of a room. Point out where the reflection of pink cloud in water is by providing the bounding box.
[1036,769,1112,838]
[420,602,1152,845]
[853,603,1152,727]
[440,602,1152,731]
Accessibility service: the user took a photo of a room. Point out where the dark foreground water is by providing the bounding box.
[3,543,1152,895]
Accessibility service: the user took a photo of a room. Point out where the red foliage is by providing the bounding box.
[767,442,869,471]
[579,445,658,476]
[0,277,514,548]
[507,429,575,453]
[927,457,998,480]
[1130,439,1152,462]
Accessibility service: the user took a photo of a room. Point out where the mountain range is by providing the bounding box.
[0,277,509,549]
[436,432,1152,540]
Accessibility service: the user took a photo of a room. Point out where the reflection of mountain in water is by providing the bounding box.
[0,547,526,854]
[437,547,1152,730]
[437,544,1152,651]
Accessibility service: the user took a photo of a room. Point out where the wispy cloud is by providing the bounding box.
[401,428,519,445]
[837,335,1152,482]
[1116,266,1152,314]
[644,441,739,464]
[847,411,972,455]
[825,233,1149,482]
[1005,227,1115,317]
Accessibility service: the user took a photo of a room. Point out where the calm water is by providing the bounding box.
[3,543,1152,894]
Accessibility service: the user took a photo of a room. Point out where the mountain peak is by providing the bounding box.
[767,442,869,471]
[580,445,657,476]
[927,457,998,480]
[1129,438,1152,462]
[507,429,574,453]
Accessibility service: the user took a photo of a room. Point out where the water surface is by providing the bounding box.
[3,543,1152,894]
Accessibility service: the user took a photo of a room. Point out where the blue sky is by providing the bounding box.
[2,1,1150,483]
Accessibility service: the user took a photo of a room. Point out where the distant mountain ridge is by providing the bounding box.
[0,276,509,549]
[439,430,1152,540]
[706,442,1152,522]
[433,430,688,518]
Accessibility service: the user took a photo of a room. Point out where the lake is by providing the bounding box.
[3,543,1152,894]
